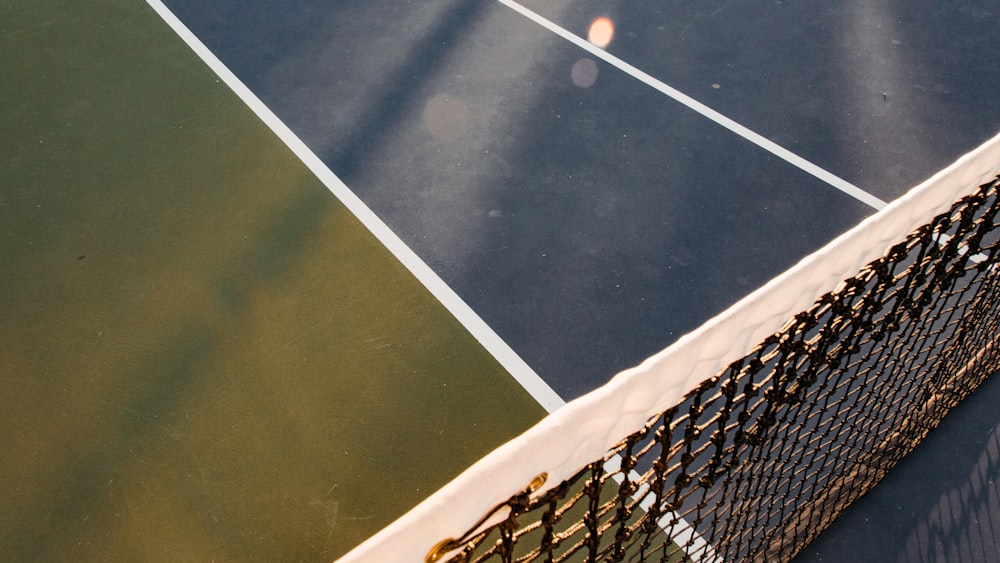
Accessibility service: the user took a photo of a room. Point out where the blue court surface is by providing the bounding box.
[3,1,999,560]
[160,0,1000,400]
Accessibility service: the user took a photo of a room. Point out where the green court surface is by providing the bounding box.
[0,1,545,560]
[7,0,1000,561]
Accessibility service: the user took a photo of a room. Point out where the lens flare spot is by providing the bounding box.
[423,94,470,141]
[588,17,615,48]
[571,58,599,88]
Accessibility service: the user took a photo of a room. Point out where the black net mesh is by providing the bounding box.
[429,175,1000,563]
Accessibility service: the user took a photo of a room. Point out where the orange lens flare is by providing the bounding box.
[587,17,614,48]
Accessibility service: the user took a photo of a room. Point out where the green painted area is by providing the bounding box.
[0,1,547,560]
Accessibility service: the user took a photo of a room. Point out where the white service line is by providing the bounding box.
[498,0,888,212]
[145,0,566,413]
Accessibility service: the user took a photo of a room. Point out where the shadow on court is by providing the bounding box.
[796,371,1000,562]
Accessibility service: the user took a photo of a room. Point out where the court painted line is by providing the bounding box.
[145,0,566,414]
[604,455,721,563]
[498,3,864,557]
[498,0,889,212]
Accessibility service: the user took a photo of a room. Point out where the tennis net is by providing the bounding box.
[342,131,1000,563]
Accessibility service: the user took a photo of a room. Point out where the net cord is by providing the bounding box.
[339,131,1000,563]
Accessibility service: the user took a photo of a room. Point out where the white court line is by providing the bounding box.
[145,4,870,560]
[932,232,997,272]
[603,455,722,563]
[498,0,889,212]
[145,0,566,414]
[499,3,873,560]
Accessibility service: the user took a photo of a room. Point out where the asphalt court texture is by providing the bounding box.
[1,2,544,560]
[3,0,1000,561]
[164,0,880,399]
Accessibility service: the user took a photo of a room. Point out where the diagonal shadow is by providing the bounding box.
[795,371,1000,562]
[4,2,499,558]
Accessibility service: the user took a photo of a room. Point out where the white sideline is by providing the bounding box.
[498,0,887,212]
[341,133,1000,562]
[144,0,566,414]
[142,1,1000,559]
